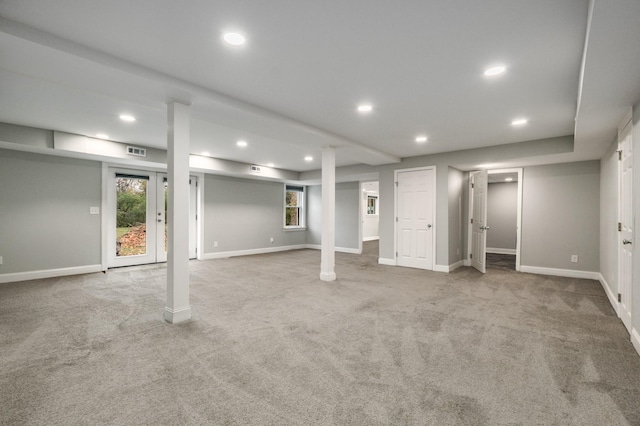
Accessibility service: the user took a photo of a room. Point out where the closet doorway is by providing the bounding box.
[468,168,522,272]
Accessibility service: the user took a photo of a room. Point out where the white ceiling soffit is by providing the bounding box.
[574,0,640,152]
[2,0,637,172]
[0,16,399,171]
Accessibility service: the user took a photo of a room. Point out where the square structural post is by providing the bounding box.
[320,146,336,281]
[165,100,192,323]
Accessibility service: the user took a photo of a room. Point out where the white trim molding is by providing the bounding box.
[519,265,600,280]
[0,264,103,284]
[463,259,471,267]
[306,245,361,254]
[378,258,396,266]
[448,260,463,272]
[201,244,308,260]
[486,247,517,255]
[598,273,619,315]
[434,265,449,273]
[632,328,640,357]
[363,236,380,242]
[163,306,192,324]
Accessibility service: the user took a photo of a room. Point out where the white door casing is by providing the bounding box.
[396,168,435,270]
[619,119,633,333]
[471,170,488,273]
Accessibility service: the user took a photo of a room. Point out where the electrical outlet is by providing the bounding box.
[89,206,100,215]
[214,241,218,248]
[571,255,578,263]
[270,237,274,243]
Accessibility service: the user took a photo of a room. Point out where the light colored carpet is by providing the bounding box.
[1,241,639,425]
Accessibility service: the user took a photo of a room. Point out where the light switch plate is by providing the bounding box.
[90,207,100,215]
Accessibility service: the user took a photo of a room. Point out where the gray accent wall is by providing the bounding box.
[448,167,463,265]
[487,182,518,250]
[307,182,360,250]
[0,149,101,274]
[521,161,600,272]
[202,174,306,254]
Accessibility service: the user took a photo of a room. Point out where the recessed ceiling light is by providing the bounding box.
[415,135,427,143]
[304,156,313,162]
[357,104,373,113]
[236,140,248,147]
[223,32,246,46]
[505,177,513,182]
[484,66,506,77]
[201,151,210,156]
[511,118,528,126]
[267,163,275,167]
[119,114,136,122]
[96,133,109,139]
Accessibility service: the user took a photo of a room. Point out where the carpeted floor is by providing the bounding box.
[2,241,640,425]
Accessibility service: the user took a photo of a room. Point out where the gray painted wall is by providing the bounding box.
[520,161,600,272]
[0,149,101,274]
[487,182,518,250]
[307,182,360,250]
[202,174,306,253]
[600,140,619,294]
[448,168,464,264]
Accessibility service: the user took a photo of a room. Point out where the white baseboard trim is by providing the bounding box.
[519,265,600,280]
[463,259,471,267]
[378,258,396,266]
[0,264,103,284]
[306,244,361,254]
[598,273,619,316]
[201,244,308,260]
[632,328,640,357]
[164,306,192,324]
[363,236,380,242]
[434,264,449,273]
[486,247,516,255]
[448,260,463,272]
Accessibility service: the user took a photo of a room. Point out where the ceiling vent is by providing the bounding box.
[127,146,147,157]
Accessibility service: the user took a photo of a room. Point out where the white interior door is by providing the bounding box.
[471,170,488,273]
[619,120,633,333]
[156,175,168,263]
[189,176,197,259]
[396,168,435,270]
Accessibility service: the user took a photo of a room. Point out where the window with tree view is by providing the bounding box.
[285,185,305,228]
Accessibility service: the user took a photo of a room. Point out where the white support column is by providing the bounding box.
[164,100,192,323]
[320,146,337,281]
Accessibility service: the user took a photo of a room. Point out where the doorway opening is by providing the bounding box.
[467,168,522,273]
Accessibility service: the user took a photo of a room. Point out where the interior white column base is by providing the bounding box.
[164,306,192,324]
[319,272,337,282]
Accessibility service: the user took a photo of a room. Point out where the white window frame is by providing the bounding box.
[366,195,378,215]
[284,184,306,229]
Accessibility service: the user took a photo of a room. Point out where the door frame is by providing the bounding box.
[617,109,633,333]
[101,164,203,270]
[393,166,436,269]
[466,167,523,271]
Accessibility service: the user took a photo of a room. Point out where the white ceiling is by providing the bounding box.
[1,1,639,173]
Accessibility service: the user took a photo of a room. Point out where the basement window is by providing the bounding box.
[284,185,305,229]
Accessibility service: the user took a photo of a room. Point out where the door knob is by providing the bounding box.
[623,239,632,245]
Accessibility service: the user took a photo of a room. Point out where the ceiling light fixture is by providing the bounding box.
[119,114,136,122]
[357,104,373,113]
[415,135,427,143]
[236,140,248,147]
[223,32,246,46]
[304,156,313,162]
[484,65,506,77]
[511,118,528,126]
[96,133,109,139]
